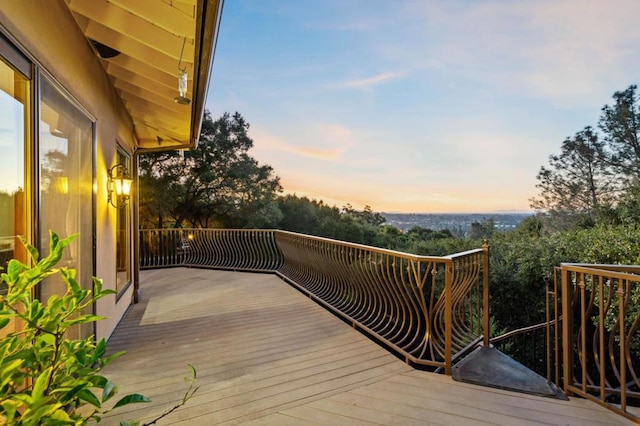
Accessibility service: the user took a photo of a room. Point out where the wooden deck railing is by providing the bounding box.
[139,229,490,374]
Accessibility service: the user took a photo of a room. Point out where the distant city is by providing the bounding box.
[382,212,533,236]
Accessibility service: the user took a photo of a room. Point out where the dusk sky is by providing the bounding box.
[205,0,640,213]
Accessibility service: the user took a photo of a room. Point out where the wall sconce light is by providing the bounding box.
[107,164,132,208]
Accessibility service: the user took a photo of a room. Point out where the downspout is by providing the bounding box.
[132,147,140,303]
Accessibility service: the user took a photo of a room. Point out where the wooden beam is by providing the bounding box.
[113,78,188,105]
[106,0,195,38]
[108,64,175,95]
[68,0,194,60]
[106,55,187,89]
[131,112,190,137]
[121,93,192,120]
[84,21,192,76]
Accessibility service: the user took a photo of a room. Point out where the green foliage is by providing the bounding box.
[0,232,150,425]
[485,223,640,330]
[599,84,640,180]
[531,126,616,228]
[485,230,547,330]
[138,111,282,229]
[531,85,640,230]
[468,218,496,240]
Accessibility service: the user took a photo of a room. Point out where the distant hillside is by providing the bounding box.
[382,212,532,236]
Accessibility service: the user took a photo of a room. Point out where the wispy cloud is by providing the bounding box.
[250,123,354,161]
[208,0,640,213]
[344,72,404,89]
[327,71,405,91]
[404,0,640,108]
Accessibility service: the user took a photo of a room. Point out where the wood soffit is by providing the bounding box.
[64,0,222,150]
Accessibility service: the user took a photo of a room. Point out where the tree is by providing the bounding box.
[139,112,282,228]
[530,127,616,229]
[138,151,182,229]
[599,85,640,182]
[342,204,386,226]
[276,194,322,234]
[469,218,496,240]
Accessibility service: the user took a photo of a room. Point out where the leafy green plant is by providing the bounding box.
[0,232,153,425]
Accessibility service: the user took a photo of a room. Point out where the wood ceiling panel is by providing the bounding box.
[108,64,174,96]
[120,91,193,116]
[106,53,191,89]
[165,0,197,16]
[106,0,195,38]
[68,0,194,60]
[63,0,223,150]
[84,21,192,76]
[113,78,186,105]
[132,115,190,141]
[132,113,189,136]
[124,96,190,131]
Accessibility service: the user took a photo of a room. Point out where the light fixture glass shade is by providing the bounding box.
[175,68,191,104]
[113,176,132,197]
[121,177,132,197]
[108,164,132,208]
[178,68,188,97]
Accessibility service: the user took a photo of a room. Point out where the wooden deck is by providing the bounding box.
[101,268,633,425]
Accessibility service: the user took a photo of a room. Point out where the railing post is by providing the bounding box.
[618,281,627,412]
[560,266,573,396]
[545,275,552,385]
[482,240,490,347]
[445,259,453,375]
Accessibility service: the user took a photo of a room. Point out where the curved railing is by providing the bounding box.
[139,228,282,271]
[557,263,640,422]
[139,229,186,268]
[138,229,489,373]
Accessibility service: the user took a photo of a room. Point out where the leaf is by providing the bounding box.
[89,374,108,388]
[32,367,52,399]
[0,317,10,329]
[93,276,117,300]
[61,268,81,295]
[49,231,59,254]
[187,363,197,380]
[29,300,44,322]
[78,387,102,408]
[19,235,39,262]
[66,314,105,326]
[48,408,73,422]
[6,259,24,283]
[57,383,87,404]
[113,393,151,409]
[90,339,107,365]
[39,232,77,270]
[100,350,126,367]
[1,359,24,386]
[1,400,18,422]
[102,380,118,402]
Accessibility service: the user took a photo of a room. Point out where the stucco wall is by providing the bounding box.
[0,0,136,340]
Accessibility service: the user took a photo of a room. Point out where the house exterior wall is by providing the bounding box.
[0,1,136,340]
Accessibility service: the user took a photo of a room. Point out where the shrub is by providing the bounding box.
[0,232,150,425]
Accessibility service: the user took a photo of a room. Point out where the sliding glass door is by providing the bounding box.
[38,75,94,339]
[0,51,30,292]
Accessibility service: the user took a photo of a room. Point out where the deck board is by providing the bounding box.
[101,268,635,425]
